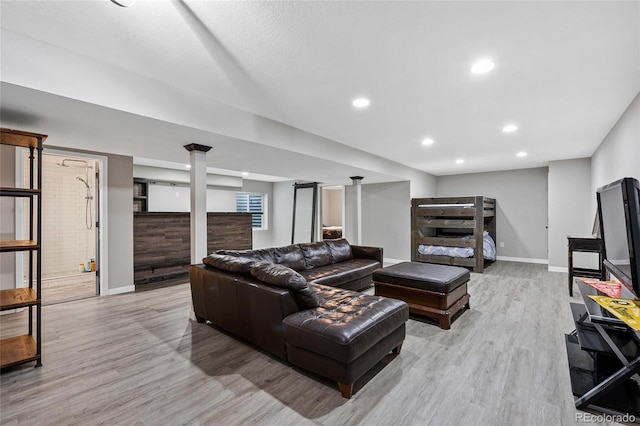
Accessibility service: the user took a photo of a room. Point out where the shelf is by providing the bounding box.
[565,334,640,415]
[0,335,40,368]
[0,187,40,197]
[0,289,40,310]
[0,128,47,148]
[0,240,39,252]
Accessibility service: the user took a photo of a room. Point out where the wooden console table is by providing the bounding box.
[567,235,605,296]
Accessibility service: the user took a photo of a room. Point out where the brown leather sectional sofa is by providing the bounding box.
[189,239,409,398]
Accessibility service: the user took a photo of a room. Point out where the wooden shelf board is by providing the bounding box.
[0,288,40,310]
[0,335,39,368]
[0,187,40,197]
[0,128,47,148]
[0,240,39,252]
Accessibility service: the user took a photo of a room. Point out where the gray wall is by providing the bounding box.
[547,159,593,271]
[242,179,274,249]
[321,188,342,226]
[271,181,295,247]
[361,181,411,261]
[591,92,640,198]
[437,168,549,261]
[106,153,134,292]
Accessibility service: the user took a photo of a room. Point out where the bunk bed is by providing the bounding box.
[411,196,496,273]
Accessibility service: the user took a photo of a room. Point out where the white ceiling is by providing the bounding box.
[1,1,638,182]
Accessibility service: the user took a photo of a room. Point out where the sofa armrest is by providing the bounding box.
[351,245,383,264]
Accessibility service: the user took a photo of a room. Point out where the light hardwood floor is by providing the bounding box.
[0,262,612,425]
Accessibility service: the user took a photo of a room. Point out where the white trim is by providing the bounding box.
[106,285,135,296]
[548,266,568,273]
[383,258,407,265]
[496,256,548,264]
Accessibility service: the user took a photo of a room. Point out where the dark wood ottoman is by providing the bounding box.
[373,262,470,330]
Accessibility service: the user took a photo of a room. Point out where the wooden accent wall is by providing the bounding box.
[134,212,252,284]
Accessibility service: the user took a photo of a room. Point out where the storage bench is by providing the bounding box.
[372,262,470,329]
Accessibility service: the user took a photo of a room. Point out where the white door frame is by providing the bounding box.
[14,148,109,297]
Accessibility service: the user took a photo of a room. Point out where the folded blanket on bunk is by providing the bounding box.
[418,233,496,260]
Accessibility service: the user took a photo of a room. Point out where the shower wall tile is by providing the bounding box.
[23,154,96,280]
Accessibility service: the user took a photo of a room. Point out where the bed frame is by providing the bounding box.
[411,196,496,273]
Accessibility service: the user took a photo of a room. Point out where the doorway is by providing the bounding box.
[321,186,344,240]
[21,153,101,304]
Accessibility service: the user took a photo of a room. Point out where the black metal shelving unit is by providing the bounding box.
[0,128,46,369]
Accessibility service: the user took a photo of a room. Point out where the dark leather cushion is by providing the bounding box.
[250,262,319,309]
[273,244,306,271]
[372,262,470,293]
[203,253,255,274]
[325,238,353,263]
[283,283,409,363]
[216,248,275,264]
[299,241,333,269]
[300,258,380,287]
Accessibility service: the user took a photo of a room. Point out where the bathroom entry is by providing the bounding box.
[22,153,100,304]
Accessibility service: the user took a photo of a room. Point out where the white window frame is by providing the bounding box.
[236,192,267,231]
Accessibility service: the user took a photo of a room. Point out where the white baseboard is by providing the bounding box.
[548,266,568,273]
[107,285,135,296]
[383,258,408,265]
[496,256,548,265]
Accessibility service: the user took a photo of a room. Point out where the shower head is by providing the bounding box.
[76,176,90,188]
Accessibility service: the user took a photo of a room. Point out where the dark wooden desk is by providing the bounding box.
[567,235,605,296]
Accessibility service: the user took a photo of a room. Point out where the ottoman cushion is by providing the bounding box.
[373,262,469,293]
[282,283,409,363]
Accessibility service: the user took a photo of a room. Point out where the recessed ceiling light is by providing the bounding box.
[517,151,527,157]
[241,171,249,176]
[422,138,435,146]
[470,59,495,74]
[455,159,464,164]
[352,98,371,108]
[185,164,191,169]
[503,124,518,133]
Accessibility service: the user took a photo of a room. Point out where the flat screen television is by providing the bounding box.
[596,177,640,297]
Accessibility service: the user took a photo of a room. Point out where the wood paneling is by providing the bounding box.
[134,212,252,284]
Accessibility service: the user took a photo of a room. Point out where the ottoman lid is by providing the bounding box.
[373,262,470,293]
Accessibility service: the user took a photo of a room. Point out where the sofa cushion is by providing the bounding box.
[203,253,255,274]
[282,283,409,363]
[325,238,353,263]
[299,258,380,287]
[273,244,307,271]
[216,248,275,264]
[299,241,333,269]
[250,262,319,310]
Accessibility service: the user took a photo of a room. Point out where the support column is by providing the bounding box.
[184,143,212,264]
[350,176,363,245]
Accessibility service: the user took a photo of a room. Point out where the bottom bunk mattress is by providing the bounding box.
[418,233,496,260]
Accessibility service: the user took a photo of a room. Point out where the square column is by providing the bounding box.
[184,143,212,264]
[350,176,363,245]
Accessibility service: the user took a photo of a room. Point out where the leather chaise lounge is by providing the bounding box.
[189,239,409,398]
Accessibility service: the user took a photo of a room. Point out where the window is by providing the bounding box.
[236,192,265,229]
